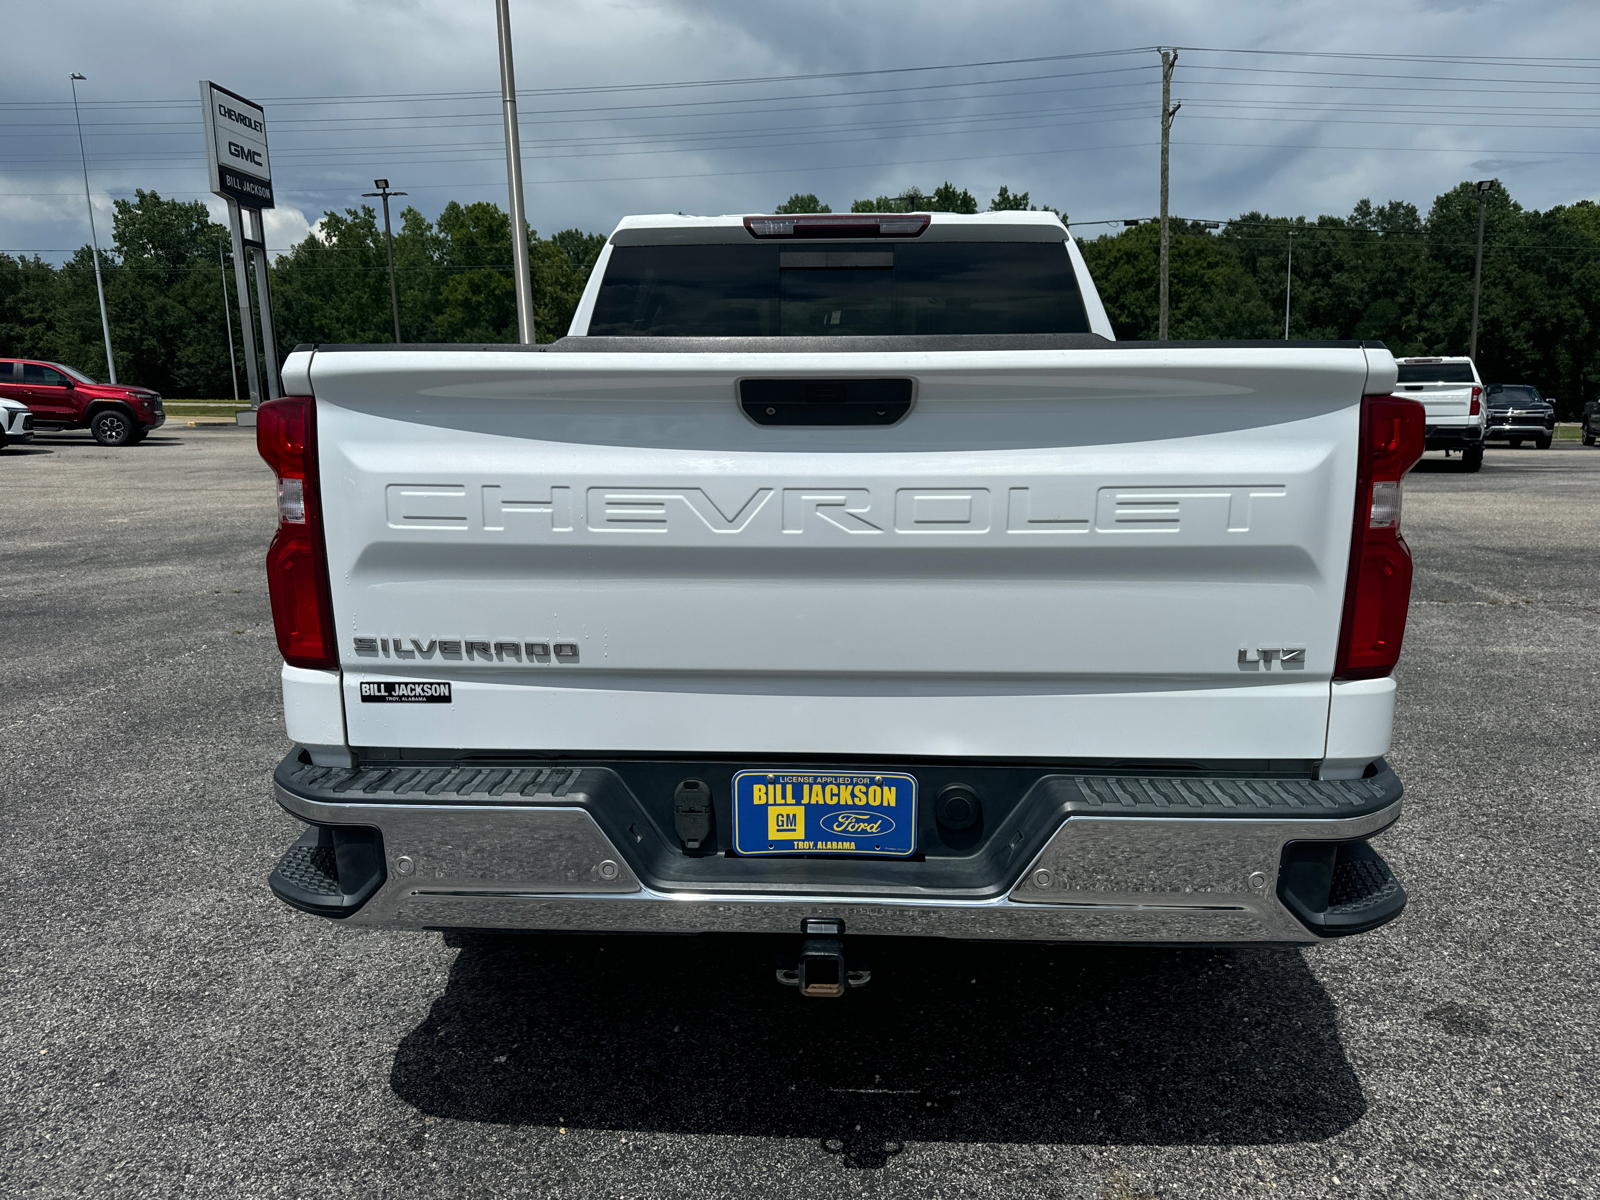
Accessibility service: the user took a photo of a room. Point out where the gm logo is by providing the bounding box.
[821,812,895,836]
[228,141,264,166]
[768,806,804,840]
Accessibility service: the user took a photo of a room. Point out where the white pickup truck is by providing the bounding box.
[1394,355,1487,471]
[260,210,1422,996]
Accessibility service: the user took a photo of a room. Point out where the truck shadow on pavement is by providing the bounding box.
[20,434,185,450]
[390,933,1363,1162]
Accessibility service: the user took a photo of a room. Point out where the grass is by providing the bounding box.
[162,402,243,419]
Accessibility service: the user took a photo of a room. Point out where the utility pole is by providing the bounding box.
[70,73,117,384]
[495,0,536,343]
[1158,49,1180,341]
[1284,230,1295,339]
[1469,179,1494,361]
[363,179,408,344]
[218,245,239,403]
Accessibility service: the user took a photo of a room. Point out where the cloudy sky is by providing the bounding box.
[4,0,1599,261]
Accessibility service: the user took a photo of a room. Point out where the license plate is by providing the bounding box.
[732,770,917,857]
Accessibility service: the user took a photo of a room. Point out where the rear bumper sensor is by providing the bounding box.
[267,750,1404,943]
[267,824,386,918]
[740,378,912,425]
[1277,839,1407,937]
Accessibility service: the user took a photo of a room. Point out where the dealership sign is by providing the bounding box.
[200,81,274,209]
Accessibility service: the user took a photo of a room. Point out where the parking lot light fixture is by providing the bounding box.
[70,73,117,384]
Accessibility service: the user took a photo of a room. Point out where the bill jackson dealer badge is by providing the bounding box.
[732,770,917,856]
[359,681,452,703]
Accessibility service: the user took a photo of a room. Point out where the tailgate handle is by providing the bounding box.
[740,378,912,426]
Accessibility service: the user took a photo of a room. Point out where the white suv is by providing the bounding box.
[0,396,35,450]
[1394,356,1487,472]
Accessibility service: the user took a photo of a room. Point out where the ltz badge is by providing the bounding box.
[732,770,917,857]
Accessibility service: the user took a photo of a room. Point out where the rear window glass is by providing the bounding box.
[587,241,1091,337]
[1396,362,1476,384]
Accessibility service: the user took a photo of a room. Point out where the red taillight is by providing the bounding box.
[1334,395,1426,680]
[257,396,336,669]
[744,213,930,239]
[1470,386,1481,416]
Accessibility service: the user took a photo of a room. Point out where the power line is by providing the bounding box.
[13,92,1600,155]
[10,84,1600,142]
[0,53,1157,112]
[0,98,1157,160]
[1174,46,1600,68]
[11,99,1600,173]
[0,72,1165,134]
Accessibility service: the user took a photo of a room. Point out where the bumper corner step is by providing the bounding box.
[1278,839,1406,937]
[268,825,387,919]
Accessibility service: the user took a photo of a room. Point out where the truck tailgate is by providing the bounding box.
[305,345,1381,761]
[1400,380,1473,421]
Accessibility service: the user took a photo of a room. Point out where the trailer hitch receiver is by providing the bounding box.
[777,918,871,998]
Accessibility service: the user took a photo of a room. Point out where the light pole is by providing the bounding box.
[218,245,240,402]
[495,0,536,343]
[1469,179,1494,361]
[1158,48,1180,340]
[363,179,407,344]
[70,73,117,384]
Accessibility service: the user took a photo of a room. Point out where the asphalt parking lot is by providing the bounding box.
[3,429,1597,1199]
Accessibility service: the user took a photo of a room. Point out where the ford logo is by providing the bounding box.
[821,811,895,836]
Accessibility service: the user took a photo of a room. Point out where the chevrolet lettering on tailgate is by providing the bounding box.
[385,482,1288,538]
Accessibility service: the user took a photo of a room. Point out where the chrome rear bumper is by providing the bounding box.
[272,773,1403,945]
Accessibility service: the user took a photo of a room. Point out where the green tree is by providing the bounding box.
[929,183,977,214]
[271,200,598,346]
[774,193,831,214]
[271,205,396,345]
[433,201,517,341]
[988,184,1061,219]
[850,182,976,214]
[851,191,914,213]
[49,189,238,394]
[551,228,607,275]
[1529,201,1600,415]
[9,180,1600,408]
[0,253,66,366]
[107,191,236,396]
[1079,220,1274,340]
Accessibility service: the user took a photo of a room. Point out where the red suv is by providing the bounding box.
[0,359,165,445]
